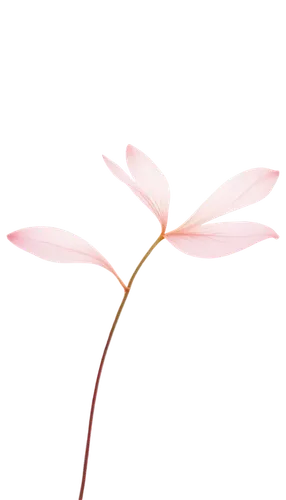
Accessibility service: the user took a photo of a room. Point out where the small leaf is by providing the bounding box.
[7,226,126,288]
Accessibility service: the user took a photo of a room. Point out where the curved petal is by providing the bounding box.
[165,222,278,258]
[7,227,126,288]
[177,168,279,230]
[126,145,170,231]
[102,155,157,221]
[102,155,136,189]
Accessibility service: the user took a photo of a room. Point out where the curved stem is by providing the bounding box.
[77,234,164,500]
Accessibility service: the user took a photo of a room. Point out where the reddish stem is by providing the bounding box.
[76,234,163,500]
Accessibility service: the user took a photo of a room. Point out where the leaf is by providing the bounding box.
[177,168,279,230]
[103,145,170,232]
[7,226,126,287]
[165,222,279,258]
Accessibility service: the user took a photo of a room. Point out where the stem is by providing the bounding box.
[77,233,164,500]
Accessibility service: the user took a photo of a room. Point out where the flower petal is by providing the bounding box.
[102,155,136,189]
[165,222,278,258]
[102,155,157,222]
[126,145,170,231]
[177,168,279,230]
[7,227,126,287]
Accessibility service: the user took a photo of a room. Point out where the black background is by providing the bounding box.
[0,132,286,499]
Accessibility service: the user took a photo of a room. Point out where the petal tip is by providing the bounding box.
[4,227,19,245]
[100,153,110,162]
[126,144,136,156]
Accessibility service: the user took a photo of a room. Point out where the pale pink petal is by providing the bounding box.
[102,155,136,189]
[7,227,126,287]
[102,155,158,221]
[126,145,170,231]
[165,222,278,258]
[177,168,279,230]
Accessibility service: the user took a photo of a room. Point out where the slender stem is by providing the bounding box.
[77,234,164,500]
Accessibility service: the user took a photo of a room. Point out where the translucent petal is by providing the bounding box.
[101,153,160,228]
[123,144,172,232]
[5,224,125,288]
[165,220,280,260]
[174,167,281,232]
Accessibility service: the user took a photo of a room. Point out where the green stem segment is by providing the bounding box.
[78,234,164,500]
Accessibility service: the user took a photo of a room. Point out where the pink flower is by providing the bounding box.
[4,224,126,290]
[103,145,279,258]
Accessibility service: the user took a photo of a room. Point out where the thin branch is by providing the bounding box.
[76,234,163,500]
